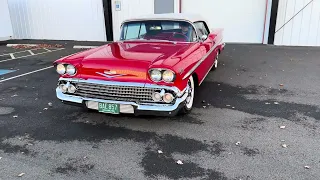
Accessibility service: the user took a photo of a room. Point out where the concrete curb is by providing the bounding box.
[6,44,38,47]
[73,45,99,49]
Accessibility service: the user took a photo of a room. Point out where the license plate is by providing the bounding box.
[98,102,120,114]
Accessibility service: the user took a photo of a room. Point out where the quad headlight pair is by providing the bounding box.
[56,64,76,76]
[149,69,175,83]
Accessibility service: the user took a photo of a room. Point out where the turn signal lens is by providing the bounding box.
[56,64,66,75]
[66,64,76,75]
[162,70,175,82]
[150,69,162,82]
[163,93,174,103]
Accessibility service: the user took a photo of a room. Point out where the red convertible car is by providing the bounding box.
[53,13,225,116]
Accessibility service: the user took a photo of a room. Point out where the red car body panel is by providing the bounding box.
[54,29,224,91]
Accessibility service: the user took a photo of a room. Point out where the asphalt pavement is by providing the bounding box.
[0,43,320,180]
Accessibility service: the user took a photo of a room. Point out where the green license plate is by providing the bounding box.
[98,102,120,114]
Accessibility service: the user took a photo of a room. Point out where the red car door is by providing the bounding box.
[193,21,217,84]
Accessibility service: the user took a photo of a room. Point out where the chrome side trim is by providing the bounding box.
[182,39,222,80]
[58,78,187,97]
[199,62,215,85]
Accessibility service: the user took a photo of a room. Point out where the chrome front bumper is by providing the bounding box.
[55,78,189,116]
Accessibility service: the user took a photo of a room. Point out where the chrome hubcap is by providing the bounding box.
[185,77,194,109]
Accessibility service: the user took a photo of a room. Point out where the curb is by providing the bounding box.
[6,44,38,47]
[73,45,99,49]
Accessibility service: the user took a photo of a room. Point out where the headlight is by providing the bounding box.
[56,64,66,75]
[162,70,175,82]
[149,69,162,82]
[66,64,76,75]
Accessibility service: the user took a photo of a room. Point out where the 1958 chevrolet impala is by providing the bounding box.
[53,13,225,116]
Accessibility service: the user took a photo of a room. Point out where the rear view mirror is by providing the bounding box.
[201,35,208,41]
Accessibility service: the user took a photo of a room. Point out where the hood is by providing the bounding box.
[76,41,192,83]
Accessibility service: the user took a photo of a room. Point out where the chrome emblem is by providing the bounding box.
[96,70,127,78]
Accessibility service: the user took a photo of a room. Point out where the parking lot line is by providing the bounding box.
[28,50,35,55]
[0,66,53,83]
[9,53,15,59]
[0,48,41,56]
[0,48,64,63]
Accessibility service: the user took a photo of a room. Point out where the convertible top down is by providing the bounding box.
[53,13,225,116]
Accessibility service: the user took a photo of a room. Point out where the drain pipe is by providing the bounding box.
[179,0,182,13]
[262,0,269,44]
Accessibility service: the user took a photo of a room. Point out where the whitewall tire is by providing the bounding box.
[180,75,195,114]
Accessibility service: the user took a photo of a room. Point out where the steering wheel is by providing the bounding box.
[172,32,189,41]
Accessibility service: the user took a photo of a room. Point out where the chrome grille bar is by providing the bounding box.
[71,82,174,104]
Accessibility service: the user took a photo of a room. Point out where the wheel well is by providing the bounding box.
[192,73,199,87]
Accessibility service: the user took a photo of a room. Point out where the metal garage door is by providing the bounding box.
[274,0,320,46]
[7,0,107,41]
[182,0,269,43]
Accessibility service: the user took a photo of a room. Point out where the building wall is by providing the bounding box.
[111,0,180,41]
[7,0,107,41]
[111,0,154,41]
[274,0,320,46]
[181,0,271,43]
[0,0,13,41]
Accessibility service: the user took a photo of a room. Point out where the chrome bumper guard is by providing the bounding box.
[56,78,188,115]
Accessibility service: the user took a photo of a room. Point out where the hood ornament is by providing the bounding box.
[96,70,128,78]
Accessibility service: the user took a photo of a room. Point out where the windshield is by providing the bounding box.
[120,20,197,42]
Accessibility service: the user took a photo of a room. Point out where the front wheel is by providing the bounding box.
[179,75,195,114]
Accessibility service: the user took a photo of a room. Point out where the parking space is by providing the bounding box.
[0,43,320,179]
[0,46,81,83]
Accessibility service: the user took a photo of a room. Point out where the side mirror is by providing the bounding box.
[201,35,208,41]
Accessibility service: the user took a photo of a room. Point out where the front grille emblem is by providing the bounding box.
[96,70,127,78]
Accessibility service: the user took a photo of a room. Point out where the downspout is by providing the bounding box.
[262,0,269,44]
[179,0,182,13]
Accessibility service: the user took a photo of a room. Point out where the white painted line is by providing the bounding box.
[28,50,35,55]
[9,53,15,59]
[0,48,42,56]
[6,44,37,47]
[73,45,98,49]
[0,66,53,83]
[0,48,64,63]
[43,48,52,52]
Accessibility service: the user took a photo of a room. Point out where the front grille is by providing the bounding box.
[71,82,173,104]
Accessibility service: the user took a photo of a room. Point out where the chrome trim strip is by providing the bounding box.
[56,86,189,112]
[58,78,187,97]
[182,39,222,80]
[199,62,215,86]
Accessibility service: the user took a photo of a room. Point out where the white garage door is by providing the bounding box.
[182,0,268,43]
[274,0,320,46]
[7,0,107,41]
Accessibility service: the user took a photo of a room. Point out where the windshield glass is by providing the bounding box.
[120,20,197,42]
